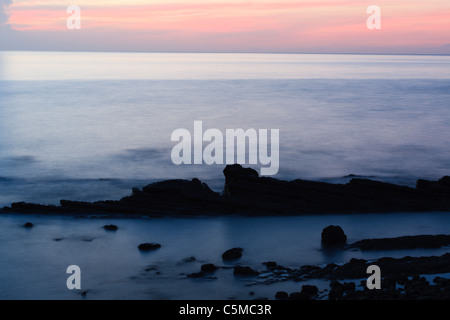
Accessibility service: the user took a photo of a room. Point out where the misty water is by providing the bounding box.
[0,52,450,299]
[2,212,450,300]
[0,52,450,206]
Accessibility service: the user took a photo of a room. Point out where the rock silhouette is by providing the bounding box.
[103,224,118,231]
[3,165,450,216]
[233,266,259,276]
[350,234,450,250]
[222,248,244,260]
[138,243,161,251]
[321,225,347,245]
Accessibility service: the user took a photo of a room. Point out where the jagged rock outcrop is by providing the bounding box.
[2,164,450,216]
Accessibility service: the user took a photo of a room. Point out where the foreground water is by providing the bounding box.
[0,52,450,207]
[1,212,450,300]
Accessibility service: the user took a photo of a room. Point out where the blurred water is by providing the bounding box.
[0,51,449,206]
[1,52,450,299]
[1,212,450,300]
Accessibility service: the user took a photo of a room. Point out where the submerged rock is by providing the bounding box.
[201,264,219,272]
[182,257,196,263]
[103,224,118,231]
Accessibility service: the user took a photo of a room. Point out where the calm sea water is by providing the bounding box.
[0,52,449,206]
[1,212,450,300]
[1,52,450,299]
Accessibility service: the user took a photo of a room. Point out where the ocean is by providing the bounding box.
[1,51,450,299]
[0,51,449,206]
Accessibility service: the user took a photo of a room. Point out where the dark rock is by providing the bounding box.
[329,281,345,300]
[275,291,289,300]
[306,253,450,281]
[223,164,258,181]
[301,285,319,297]
[5,164,450,216]
[263,261,277,269]
[343,282,356,292]
[233,266,259,276]
[222,248,243,260]
[138,243,161,251]
[201,264,218,272]
[23,222,34,228]
[103,224,118,231]
[433,277,450,286]
[188,264,219,278]
[351,234,450,250]
[187,272,206,278]
[4,202,65,214]
[416,176,450,195]
[298,265,322,274]
[321,225,347,245]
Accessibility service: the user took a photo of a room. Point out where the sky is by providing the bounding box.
[0,0,449,53]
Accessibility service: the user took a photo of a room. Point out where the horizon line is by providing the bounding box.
[1,49,450,56]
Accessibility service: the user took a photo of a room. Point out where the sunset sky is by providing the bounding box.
[0,0,449,53]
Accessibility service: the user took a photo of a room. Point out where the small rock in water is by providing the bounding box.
[23,222,34,228]
[233,266,259,276]
[103,224,118,231]
[80,290,89,297]
[138,243,162,251]
[321,225,347,245]
[182,256,196,263]
[222,248,243,260]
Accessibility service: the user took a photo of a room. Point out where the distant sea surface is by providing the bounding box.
[0,51,449,206]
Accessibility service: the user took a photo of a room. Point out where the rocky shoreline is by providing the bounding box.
[184,230,450,300]
[4,165,450,299]
[178,225,450,300]
[12,218,450,300]
[170,237,450,300]
[2,164,450,216]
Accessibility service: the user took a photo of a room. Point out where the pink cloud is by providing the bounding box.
[4,1,450,52]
